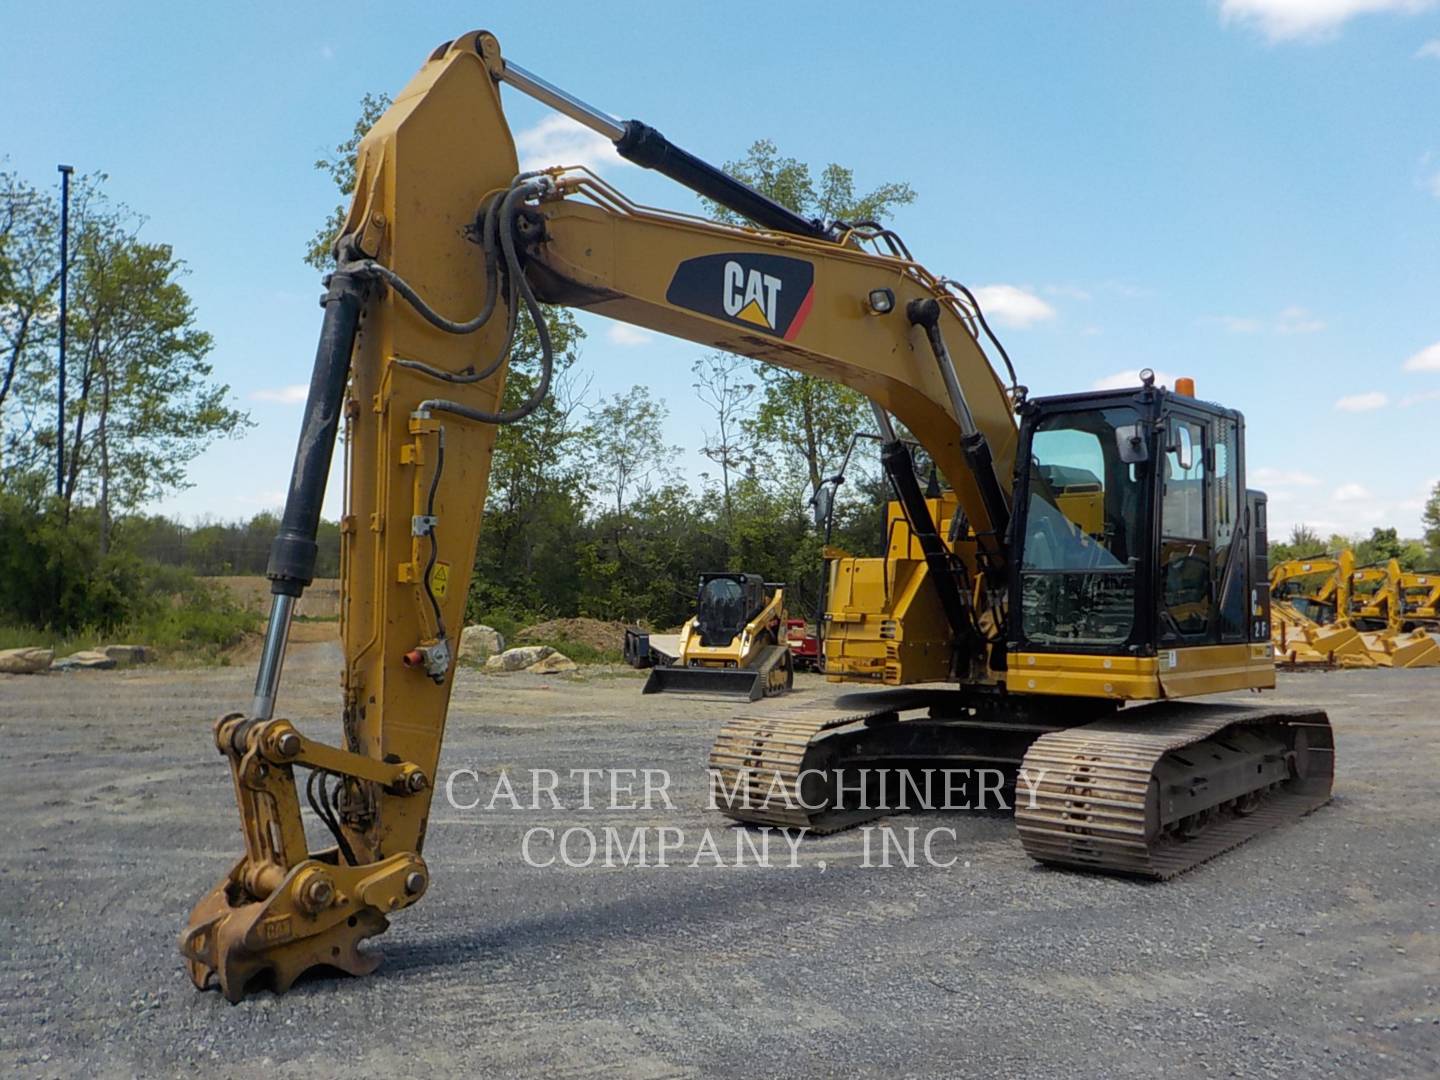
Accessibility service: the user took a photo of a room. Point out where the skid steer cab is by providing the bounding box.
[642,573,794,701]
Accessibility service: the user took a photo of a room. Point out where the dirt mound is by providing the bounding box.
[517,617,628,652]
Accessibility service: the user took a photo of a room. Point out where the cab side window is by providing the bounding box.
[1161,418,1212,637]
[1214,419,1247,640]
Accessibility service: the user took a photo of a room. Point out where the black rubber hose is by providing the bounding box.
[422,426,447,638]
[415,181,555,426]
[946,280,1020,393]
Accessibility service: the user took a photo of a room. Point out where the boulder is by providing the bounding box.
[528,651,577,674]
[51,650,118,671]
[102,644,154,666]
[484,645,555,672]
[458,624,505,662]
[0,647,54,674]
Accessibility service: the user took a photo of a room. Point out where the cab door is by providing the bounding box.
[1157,412,1214,645]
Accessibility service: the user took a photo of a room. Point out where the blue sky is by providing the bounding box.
[5,1,1438,538]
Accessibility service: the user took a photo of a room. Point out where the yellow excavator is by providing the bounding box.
[625,573,794,700]
[1268,552,1373,667]
[180,31,1334,1001]
[1350,559,1440,667]
[1401,569,1440,628]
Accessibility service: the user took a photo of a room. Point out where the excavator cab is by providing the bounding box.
[1008,375,1274,698]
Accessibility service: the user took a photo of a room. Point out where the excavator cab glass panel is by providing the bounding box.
[1017,406,1148,646]
[1160,417,1212,637]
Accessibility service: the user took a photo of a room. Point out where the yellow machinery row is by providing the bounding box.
[1270,551,1440,668]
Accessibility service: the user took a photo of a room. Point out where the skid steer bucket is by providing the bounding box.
[642,645,792,700]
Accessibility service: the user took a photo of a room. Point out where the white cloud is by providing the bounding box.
[607,324,655,347]
[971,284,1056,328]
[1416,37,1440,56]
[1211,315,1264,333]
[1252,466,1322,486]
[1091,369,1180,390]
[1333,482,1372,502]
[1405,341,1440,371]
[515,114,632,173]
[1333,390,1388,411]
[1205,307,1325,334]
[1220,0,1436,42]
[250,384,308,404]
[1275,305,1327,334]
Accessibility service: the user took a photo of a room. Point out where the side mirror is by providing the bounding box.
[812,485,834,529]
[1166,421,1194,471]
[1115,424,1149,465]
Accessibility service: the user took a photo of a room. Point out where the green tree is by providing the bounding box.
[468,307,591,617]
[6,175,249,548]
[0,168,59,430]
[1424,480,1440,562]
[702,140,916,503]
[1398,539,1429,572]
[703,139,916,229]
[586,385,679,520]
[692,351,756,529]
[306,92,392,270]
[1268,522,1327,565]
[1354,526,1403,567]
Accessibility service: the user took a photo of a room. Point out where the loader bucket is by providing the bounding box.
[1271,602,1375,667]
[643,664,768,700]
[1309,625,1371,663]
[1386,631,1440,669]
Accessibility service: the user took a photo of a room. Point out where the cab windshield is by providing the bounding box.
[696,578,749,646]
[1019,407,1147,646]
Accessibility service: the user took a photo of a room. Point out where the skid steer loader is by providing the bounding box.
[637,574,794,700]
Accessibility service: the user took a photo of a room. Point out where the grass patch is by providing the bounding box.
[526,637,624,666]
[0,580,259,664]
[0,625,103,655]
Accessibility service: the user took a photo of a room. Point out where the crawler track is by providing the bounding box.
[707,696,898,832]
[1015,704,1334,877]
[708,695,1335,879]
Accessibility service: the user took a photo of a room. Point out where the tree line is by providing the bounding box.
[6,97,1439,644]
[1269,519,1440,572]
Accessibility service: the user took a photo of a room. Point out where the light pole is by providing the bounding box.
[56,164,73,499]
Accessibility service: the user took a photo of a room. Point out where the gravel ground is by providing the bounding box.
[2,645,1438,1078]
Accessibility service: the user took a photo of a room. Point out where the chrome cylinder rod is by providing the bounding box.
[869,401,899,444]
[492,54,827,239]
[495,59,625,142]
[250,593,295,721]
